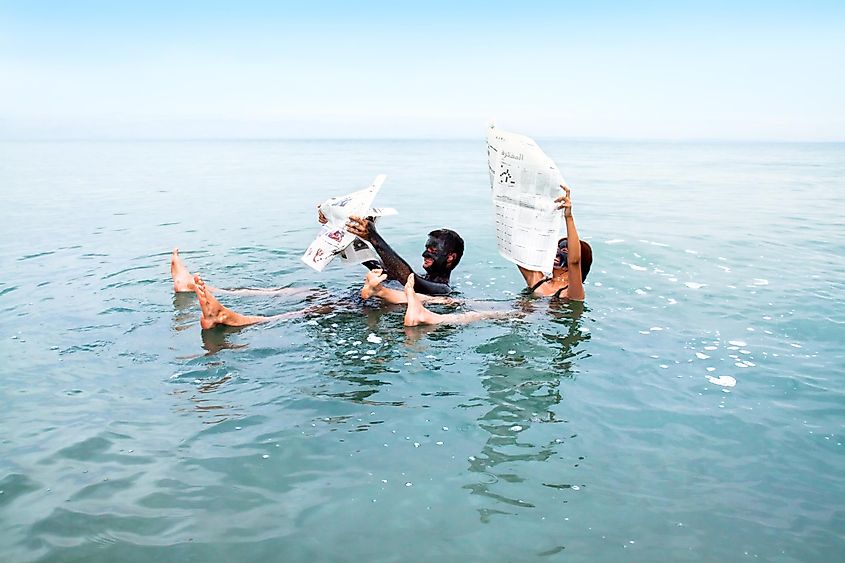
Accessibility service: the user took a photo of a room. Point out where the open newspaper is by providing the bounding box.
[487,124,565,274]
[301,175,397,272]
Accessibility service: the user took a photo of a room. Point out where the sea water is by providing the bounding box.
[1,139,843,561]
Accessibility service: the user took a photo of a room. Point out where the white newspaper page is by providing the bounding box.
[337,207,398,265]
[487,125,565,274]
[301,175,396,272]
[338,238,379,265]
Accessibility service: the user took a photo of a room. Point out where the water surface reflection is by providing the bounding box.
[467,303,590,518]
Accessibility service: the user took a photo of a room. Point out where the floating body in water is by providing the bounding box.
[171,208,466,328]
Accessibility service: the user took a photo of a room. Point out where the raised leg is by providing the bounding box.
[361,268,388,300]
[403,274,446,326]
[193,274,274,329]
[171,248,196,293]
[172,248,309,297]
[403,274,517,326]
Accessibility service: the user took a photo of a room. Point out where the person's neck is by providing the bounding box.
[425,271,450,284]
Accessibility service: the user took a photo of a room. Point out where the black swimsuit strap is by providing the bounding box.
[530,278,569,298]
[529,277,553,292]
[552,285,569,298]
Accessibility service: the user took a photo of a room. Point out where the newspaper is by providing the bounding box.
[487,124,565,274]
[301,175,397,272]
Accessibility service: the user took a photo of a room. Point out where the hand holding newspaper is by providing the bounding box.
[487,124,566,274]
[301,175,397,272]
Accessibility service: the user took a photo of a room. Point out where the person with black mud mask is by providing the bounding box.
[345,215,464,304]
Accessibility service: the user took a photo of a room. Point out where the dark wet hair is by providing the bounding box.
[559,238,592,282]
[429,229,465,270]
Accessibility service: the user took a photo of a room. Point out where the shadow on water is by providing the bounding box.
[465,300,591,520]
[545,299,592,367]
[199,326,250,355]
[171,292,197,331]
[172,292,251,356]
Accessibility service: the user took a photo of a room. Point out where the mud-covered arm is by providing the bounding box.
[369,229,414,282]
[346,216,452,296]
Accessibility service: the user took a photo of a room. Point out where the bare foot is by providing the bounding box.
[403,274,441,326]
[171,248,196,293]
[193,274,268,329]
[361,268,387,300]
[403,274,515,326]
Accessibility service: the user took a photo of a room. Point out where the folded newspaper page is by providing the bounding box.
[301,175,397,272]
[487,124,565,274]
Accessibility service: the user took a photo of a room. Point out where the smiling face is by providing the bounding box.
[422,235,452,274]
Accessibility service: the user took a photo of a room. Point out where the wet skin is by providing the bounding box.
[345,216,456,295]
[421,234,454,283]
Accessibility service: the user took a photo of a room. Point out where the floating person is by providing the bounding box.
[402,185,591,326]
[171,213,465,328]
[189,268,457,330]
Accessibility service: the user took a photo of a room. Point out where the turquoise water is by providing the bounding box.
[1,140,844,561]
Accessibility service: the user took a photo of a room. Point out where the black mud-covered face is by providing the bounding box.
[554,238,568,270]
[422,235,450,274]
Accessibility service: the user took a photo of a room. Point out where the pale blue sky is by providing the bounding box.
[1,0,843,140]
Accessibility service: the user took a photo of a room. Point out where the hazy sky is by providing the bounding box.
[2,0,843,140]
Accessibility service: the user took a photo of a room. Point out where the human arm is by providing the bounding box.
[556,185,585,301]
[346,216,452,296]
[515,189,570,287]
[347,216,412,281]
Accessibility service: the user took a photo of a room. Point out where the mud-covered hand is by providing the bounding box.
[346,215,376,241]
[554,185,573,218]
[361,268,387,300]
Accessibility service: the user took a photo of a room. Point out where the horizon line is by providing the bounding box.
[2,136,844,144]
